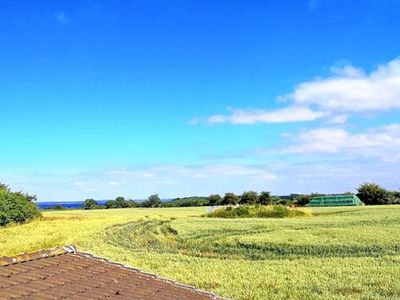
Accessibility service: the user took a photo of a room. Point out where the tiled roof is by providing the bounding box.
[0,246,225,299]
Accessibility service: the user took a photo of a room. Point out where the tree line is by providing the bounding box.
[83,191,297,209]
[82,182,400,210]
[2,181,398,226]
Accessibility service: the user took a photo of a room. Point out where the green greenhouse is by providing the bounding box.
[306,195,364,207]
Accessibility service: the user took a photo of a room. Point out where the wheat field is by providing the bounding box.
[1,206,400,299]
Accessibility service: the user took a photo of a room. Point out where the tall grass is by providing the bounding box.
[206,205,311,218]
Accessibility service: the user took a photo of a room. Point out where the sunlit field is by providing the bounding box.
[1,206,400,299]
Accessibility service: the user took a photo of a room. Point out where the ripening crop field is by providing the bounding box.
[1,206,400,299]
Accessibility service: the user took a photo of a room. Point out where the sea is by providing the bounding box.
[37,200,108,210]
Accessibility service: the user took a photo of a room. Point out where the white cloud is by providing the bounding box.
[326,114,349,124]
[193,106,325,125]
[192,58,400,126]
[55,12,69,24]
[283,123,400,161]
[288,58,400,112]
[108,181,120,186]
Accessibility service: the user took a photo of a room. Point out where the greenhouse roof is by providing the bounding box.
[307,194,364,207]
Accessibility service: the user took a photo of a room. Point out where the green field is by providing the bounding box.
[1,206,399,299]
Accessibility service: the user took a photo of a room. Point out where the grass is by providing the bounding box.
[206,205,312,218]
[1,206,400,299]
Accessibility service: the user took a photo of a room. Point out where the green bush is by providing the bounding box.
[206,205,311,219]
[357,183,395,205]
[162,196,209,207]
[45,205,65,210]
[141,194,162,208]
[207,194,222,206]
[0,184,41,226]
[83,199,98,210]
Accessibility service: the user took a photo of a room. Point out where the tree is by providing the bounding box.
[83,199,98,210]
[0,184,41,226]
[221,193,239,205]
[357,183,390,205]
[115,196,129,208]
[270,196,282,204]
[258,191,272,205]
[293,195,311,206]
[391,191,400,204]
[240,191,258,205]
[208,194,222,206]
[46,205,65,210]
[142,194,162,207]
[162,197,209,207]
[127,200,140,207]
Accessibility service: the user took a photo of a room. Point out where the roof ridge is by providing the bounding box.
[0,245,76,266]
[75,249,228,299]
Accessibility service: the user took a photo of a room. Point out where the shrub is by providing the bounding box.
[239,191,258,205]
[0,184,41,226]
[105,197,139,209]
[221,193,239,205]
[206,205,311,219]
[45,205,65,210]
[141,194,162,208]
[357,183,391,205]
[162,197,209,207]
[207,194,222,206]
[83,199,98,210]
[257,191,272,205]
[293,195,311,206]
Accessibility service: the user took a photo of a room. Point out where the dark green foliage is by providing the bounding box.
[293,195,311,206]
[141,194,162,208]
[207,205,310,219]
[276,198,292,206]
[105,197,139,209]
[270,196,283,204]
[45,205,65,210]
[127,200,140,207]
[240,191,258,205]
[293,193,327,206]
[258,191,272,205]
[162,197,209,207]
[0,183,41,226]
[389,191,400,204]
[357,183,392,205]
[115,196,129,208]
[207,194,222,206]
[105,200,117,209]
[83,199,98,210]
[221,193,239,205]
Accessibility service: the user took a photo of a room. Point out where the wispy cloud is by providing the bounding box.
[55,12,70,24]
[191,106,325,125]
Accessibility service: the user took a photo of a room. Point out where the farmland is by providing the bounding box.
[1,206,400,299]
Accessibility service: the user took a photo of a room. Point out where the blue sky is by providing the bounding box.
[1,0,400,201]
